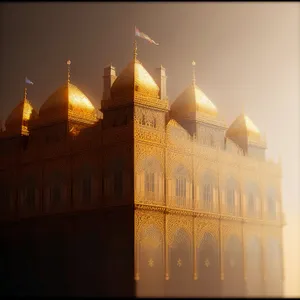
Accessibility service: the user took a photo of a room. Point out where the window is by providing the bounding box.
[203,183,213,211]
[114,170,123,196]
[145,172,155,193]
[268,196,276,220]
[25,187,35,210]
[82,175,92,203]
[176,177,186,206]
[227,188,235,214]
[50,185,61,208]
[248,193,255,217]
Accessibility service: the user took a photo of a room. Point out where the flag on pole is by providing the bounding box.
[25,77,34,85]
[135,26,159,46]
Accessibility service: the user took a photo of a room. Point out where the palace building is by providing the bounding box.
[0,44,285,297]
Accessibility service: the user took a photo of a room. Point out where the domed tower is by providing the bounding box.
[226,113,266,159]
[101,41,168,130]
[4,88,38,137]
[171,61,227,148]
[36,60,98,136]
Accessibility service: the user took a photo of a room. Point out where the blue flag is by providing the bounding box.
[25,77,34,85]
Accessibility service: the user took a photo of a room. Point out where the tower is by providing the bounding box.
[170,61,227,149]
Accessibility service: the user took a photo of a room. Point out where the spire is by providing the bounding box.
[134,40,138,61]
[67,59,71,84]
[192,60,196,85]
[24,87,27,101]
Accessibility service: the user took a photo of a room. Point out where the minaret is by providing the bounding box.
[102,63,117,101]
[155,65,167,100]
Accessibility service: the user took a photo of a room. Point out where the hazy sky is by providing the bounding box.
[0,2,299,296]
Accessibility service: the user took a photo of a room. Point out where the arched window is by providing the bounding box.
[227,188,235,214]
[138,157,162,204]
[200,171,217,212]
[203,183,213,211]
[174,165,189,207]
[248,192,255,217]
[268,196,276,220]
[176,177,186,205]
[145,171,155,193]
[226,178,239,215]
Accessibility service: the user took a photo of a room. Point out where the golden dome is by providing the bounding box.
[110,59,159,101]
[226,113,264,146]
[5,96,38,136]
[39,83,98,124]
[171,83,218,117]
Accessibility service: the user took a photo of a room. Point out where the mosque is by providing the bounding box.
[0,42,285,297]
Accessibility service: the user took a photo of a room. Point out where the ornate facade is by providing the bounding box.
[0,45,285,297]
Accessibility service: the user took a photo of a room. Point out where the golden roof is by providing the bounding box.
[171,83,218,117]
[110,58,159,101]
[226,113,263,146]
[39,83,98,124]
[5,96,38,136]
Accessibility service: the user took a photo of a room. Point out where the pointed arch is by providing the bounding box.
[197,232,220,296]
[137,224,164,297]
[265,237,282,296]
[200,171,217,212]
[168,227,193,297]
[223,234,244,296]
[246,235,263,296]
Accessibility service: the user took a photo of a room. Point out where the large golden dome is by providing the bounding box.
[5,96,38,136]
[171,83,218,117]
[110,58,159,101]
[39,83,98,124]
[226,113,264,146]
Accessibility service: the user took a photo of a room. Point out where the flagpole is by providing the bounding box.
[24,87,27,101]
[134,39,137,61]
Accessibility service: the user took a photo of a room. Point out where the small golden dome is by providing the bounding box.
[40,83,98,124]
[171,84,218,117]
[110,59,159,101]
[226,113,263,146]
[5,98,38,136]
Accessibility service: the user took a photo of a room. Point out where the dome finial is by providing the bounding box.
[67,59,71,84]
[192,60,196,85]
[134,40,138,61]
